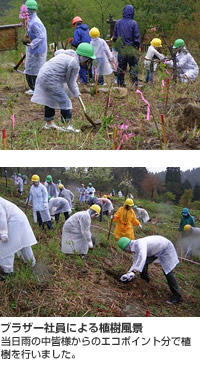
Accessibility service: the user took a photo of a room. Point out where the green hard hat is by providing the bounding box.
[133,205,137,209]
[173,39,185,49]
[76,43,96,59]
[117,237,131,250]
[46,175,52,182]
[58,179,61,183]
[48,195,51,201]
[18,173,22,177]
[25,0,38,10]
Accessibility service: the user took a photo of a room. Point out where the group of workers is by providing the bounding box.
[2,176,200,305]
[19,1,199,132]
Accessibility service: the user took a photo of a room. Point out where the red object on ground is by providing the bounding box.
[145,310,150,317]
[2,129,6,139]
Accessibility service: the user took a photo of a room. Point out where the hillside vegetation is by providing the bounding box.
[0,177,200,317]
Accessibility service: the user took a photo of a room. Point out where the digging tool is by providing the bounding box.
[107,216,114,241]
[78,96,97,128]
[13,54,26,71]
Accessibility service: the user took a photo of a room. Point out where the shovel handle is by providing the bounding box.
[78,96,86,113]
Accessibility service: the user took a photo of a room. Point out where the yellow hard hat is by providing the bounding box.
[124,198,134,206]
[90,204,101,215]
[184,225,192,232]
[151,38,162,47]
[103,195,108,198]
[89,27,100,38]
[58,184,64,189]
[31,174,40,182]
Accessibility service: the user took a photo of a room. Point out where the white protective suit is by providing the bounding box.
[166,47,199,82]
[87,186,96,198]
[98,198,113,214]
[31,49,80,110]
[134,207,150,223]
[59,187,74,209]
[61,210,93,254]
[25,12,47,76]
[29,183,51,222]
[16,176,23,193]
[128,235,179,275]
[48,197,71,216]
[144,45,164,71]
[181,227,200,258]
[90,37,113,75]
[46,182,58,198]
[0,197,37,273]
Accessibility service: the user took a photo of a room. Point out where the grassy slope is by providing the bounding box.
[0,49,200,150]
[0,177,200,317]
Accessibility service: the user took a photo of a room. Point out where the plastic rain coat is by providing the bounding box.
[134,207,150,223]
[31,49,80,110]
[16,176,23,192]
[166,47,199,82]
[144,45,164,71]
[25,12,47,75]
[59,187,74,208]
[113,5,140,48]
[91,38,113,75]
[128,235,179,275]
[48,197,71,215]
[46,182,58,198]
[87,186,95,197]
[113,206,140,240]
[0,197,37,261]
[29,183,51,222]
[98,198,113,213]
[61,210,92,254]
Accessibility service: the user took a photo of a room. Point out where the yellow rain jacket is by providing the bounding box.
[113,206,140,240]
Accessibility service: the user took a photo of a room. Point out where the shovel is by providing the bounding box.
[78,96,97,128]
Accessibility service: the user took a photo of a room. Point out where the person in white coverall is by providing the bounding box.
[23,0,47,95]
[61,204,100,256]
[31,43,96,131]
[16,174,24,196]
[86,183,96,199]
[117,235,182,304]
[48,196,71,223]
[181,225,200,258]
[166,39,199,82]
[28,175,53,230]
[133,205,150,223]
[58,184,74,209]
[0,197,37,280]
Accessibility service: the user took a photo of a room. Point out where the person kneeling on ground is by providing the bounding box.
[0,197,37,280]
[61,204,100,257]
[117,235,182,305]
[31,43,96,131]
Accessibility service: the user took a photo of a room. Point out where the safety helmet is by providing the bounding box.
[89,27,100,38]
[72,16,83,26]
[88,182,92,186]
[25,0,38,10]
[90,204,101,215]
[76,43,96,59]
[58,179,61,183]
[46,175,52,183]
[103,194,108,198]
[151,38,162,47]
[124,198,134,206]
[58,184,64,189]
[48,195,51,201]
[184,224,192,232]
[117,237,131,250]
[182,207,189,216]
[31,174,40,182]
[173,39,185,49]
[17,173,22,177]
[133,205,137,209]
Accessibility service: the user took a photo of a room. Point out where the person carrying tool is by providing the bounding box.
[117,235,182,304]
[28,174,53,230]
[70,16,92,84]
[89,27,113,86]
[22,0,47,95]
[58,184,74,209]
[16,173,24,196]
[0,197,37,281]
[133,205,150,223]
[48,196,71,223]
[45,175,58,198]
[113,4,141,87]
[178,207,195,236]
[31,43,96,131]
[144,38,165,83]
[165,39,199,82]
[113,198,141,240]
[61,204,100,256]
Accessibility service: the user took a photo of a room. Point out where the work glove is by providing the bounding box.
[110,215,113,219]
[120,271,135,283]
[1,234,8,243]
[88,240,93,249]
[139,223,143,229]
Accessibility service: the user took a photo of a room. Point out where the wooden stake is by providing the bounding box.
[2,130,6,150]
[113,127,117,150]
[165,78,170,113]
[160,114,167,148]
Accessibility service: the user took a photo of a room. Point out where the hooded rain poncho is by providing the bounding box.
[49,197,71,215]
[128,235,179,275]
[113,206,139,240]
[134,207,150,223]
[25,12,47,75]
[113,5,140,48]
[31,49,80,110]
[59,187,74,208]
[61,210,92,254]
[91,37,113,75]
[29,183,51,222]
